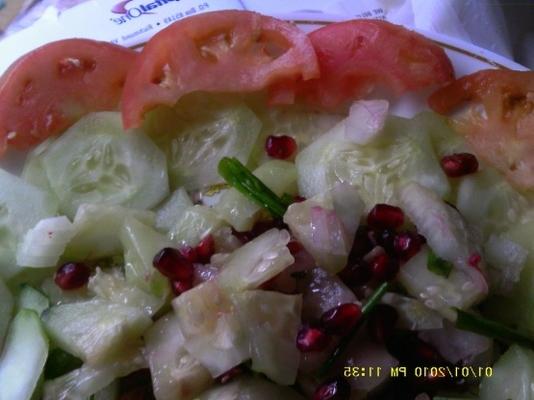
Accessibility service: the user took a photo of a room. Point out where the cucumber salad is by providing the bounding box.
[0,9,534,400]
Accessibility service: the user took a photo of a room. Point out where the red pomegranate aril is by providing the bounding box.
[339,260,372,287]
[394,231,423,261]
[367,204,404,229]
[179,246,198,263]
[153,247,194,281]
[217,365,243,384]
[287,240,303,255]
[195,235,215,264]
[370,253,400,282]
[468,252,481,268]
[440,153,479,177]
[367,304,398,344]
[348,225,373,262]
[296,326,330,352]
[369,228,396,253]
[313,377,351,400]
[171,279,193,296]
[54,262,91,290]
[415,341,444,366]
[265,135,297,159]
[320,303,362,335]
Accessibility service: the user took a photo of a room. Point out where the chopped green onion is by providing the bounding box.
[455,309,534,350]
[427,250,453,278]
[319,281,391,376]
[218,157,288,218]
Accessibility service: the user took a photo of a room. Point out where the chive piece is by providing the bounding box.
[427,250,453,278]
[218,157,288,218]
[319,281,391,376]
[455,309,534,350]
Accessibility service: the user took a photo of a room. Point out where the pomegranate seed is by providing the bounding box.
[468,252,481,268]
[320,303,362,335]
[367,304,398,344]
[415,341,444,366]
[54,262,91,290]
[287,240,303,255]
[313,377,351,400]
[367,204,404,229]
[440,153,479,177]
[394,231,423,261]
[265,135,297,159]
[195,235,215,264]
[152,247,194,281]
[179,246,198,263]
[370,253,400,282]
[293,195,306,203]
[339,260,372,287]
[171,279,193,296]
[217,365,243,384]
[296,326,330,352]
[369,228,396,253]
[348,226,373,262]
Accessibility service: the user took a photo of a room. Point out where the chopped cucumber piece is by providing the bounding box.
[172,280,248,377]
[88,268,164,316]
[168,205,224,248]
[40,277,89,307]
[120,217,172,300]
[44,348,83,380]
[284,183,363,274]
[42,300,152,365]
[381,293,443,331]
[92,381,119,400]
[0,277,13,347]
[217,229,294,292]
[297,116,449,208]
[17,216,75,268]
[412,111,468,157]
[151,102,261,190]
[216,160,298,232]
[40,112,169,217]
[0,169,57,279]
[145,314,212,400]
[43,350,145,400]
[21,139,57,195]
[197,376,305,400]
[479,345,534,400]
[17,284,49,316]
[155,188,193,232]
[64,204,155,261]
[0,309,49,400]
[232,290,302,385]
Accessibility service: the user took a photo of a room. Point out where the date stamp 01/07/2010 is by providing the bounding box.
[343,366,494,379]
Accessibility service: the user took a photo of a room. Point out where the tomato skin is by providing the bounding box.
[121,10,319,128]
[0,39,136,153]
[291,20,454,109]
[429,69,534,189]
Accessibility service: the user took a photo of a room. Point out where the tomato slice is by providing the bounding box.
[429,69,534,189]
[0,39,136,153]
[121,10,319,129]
[287,20,454,109]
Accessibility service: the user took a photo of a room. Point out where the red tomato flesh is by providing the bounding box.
[121,10,319,128]
[428,69,534,189]
[289,20,454,109]
[0,39,136,153]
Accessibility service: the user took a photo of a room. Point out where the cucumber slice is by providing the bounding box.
[168,205,225,248]
[151,102,261,191]
[63,204,155,261]
[16,216,76,268]
[155,188,193,232]
[40,277,90,307]
[42,300,152,365]
[43,350,145,400]
[40,112,169,217]
[92,381,119,400]
[479,345,534,400]
[297,116,450,208]
[145,314,212,400]
[381,293,443,331]
[216,160,298,232]
[412,111,469,157]
[88,268,164,316]
[0,309,49,400]
[232,290,302,385]
[0,277,13,348]
[172,280,248,377]
[120,217,172,300]
[17,284,49,316]
[0,169,57,280]
[217,229,294,293]
[21,139,56,195]
[197,376,305,400]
